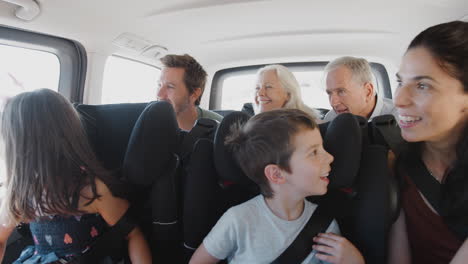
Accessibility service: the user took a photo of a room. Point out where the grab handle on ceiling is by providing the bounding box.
[2,0,40,21]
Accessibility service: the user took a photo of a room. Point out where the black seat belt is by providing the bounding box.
[180,118,218,161]
[406,159,442,214]
[371,115,405,155]
[272,204,334,264]
[373,115,443,215]
[74,206,138,263]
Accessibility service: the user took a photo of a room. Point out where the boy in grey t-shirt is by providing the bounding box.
[190,109,365,264]
[202,195,340,264]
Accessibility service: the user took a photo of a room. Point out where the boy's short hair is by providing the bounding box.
[225,109,318,198]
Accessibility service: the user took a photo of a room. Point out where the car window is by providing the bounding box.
[219,70,329,111]
[0,44,60,185]
[220,73,257,110]
[101,55,161,104]
[0,44,59,103]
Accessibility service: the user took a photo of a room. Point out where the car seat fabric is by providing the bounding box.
[213,109,235,117]
[120,101,182,263]
[181,112,254,261]
[213,111,259,211]
[321,113,363,189]
[76,102,149,172]
[213,111,254,185]
[343,145,393,263]
[182,139,225,262]
[367,115,402,225]
[315,108,330,120]
[320,114,398,264]
[241,102,254,116]
[2,226,34,264]
[123,101,180,187]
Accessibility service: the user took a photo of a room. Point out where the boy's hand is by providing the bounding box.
[312,233,365,264]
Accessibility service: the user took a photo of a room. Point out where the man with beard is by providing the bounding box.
[323,56,396,122]
[157,54,223,131]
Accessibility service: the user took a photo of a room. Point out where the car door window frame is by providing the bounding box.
[0,25,87,102]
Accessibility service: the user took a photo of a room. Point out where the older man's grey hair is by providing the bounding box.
[255,64,319,119]
[325,56,377,95]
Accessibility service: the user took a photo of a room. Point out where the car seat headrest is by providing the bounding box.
[123,101,180,187]
[213,111,252,185]
[321,113,363,188]
[241,102,254,117]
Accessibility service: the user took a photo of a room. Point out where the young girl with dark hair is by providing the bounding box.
[0,89,151,263]
[389,21,468,264]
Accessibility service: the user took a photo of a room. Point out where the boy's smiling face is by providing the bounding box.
[282,127,334,196]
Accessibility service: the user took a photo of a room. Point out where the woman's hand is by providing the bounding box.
[312,232,365,264]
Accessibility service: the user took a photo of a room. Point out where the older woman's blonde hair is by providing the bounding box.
[255,64,319,120]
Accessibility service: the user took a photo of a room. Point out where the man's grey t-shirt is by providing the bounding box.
[203,195,340,264]
[197,106,223,122]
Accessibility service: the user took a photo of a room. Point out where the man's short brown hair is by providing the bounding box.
[225,109,318,198]
[160,54,207,105]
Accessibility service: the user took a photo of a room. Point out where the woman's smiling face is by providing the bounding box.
[254,69,290,113]
[394,46,468,144]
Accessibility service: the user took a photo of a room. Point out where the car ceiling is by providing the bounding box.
[0,0,467,72]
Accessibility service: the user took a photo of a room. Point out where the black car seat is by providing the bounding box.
[213,109,235,117]
[2,225,34,264]
[240,102,330,120]
[240,102,255,116]
[182,111,254,262]
[118,101,182,263]
[76,102,152,263]
[317,114,399,264]
[122,101,221,263]
[315,108,330,120]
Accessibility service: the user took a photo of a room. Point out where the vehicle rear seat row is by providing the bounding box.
[74,101,399,264]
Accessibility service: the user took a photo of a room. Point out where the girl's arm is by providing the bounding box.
[388,209,411,264]
[0,222,15,262]
[86,179,152,264]
[189,243,220,264]
[450,239,468,264]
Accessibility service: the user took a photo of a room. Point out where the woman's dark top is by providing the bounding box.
[402,172,463,263]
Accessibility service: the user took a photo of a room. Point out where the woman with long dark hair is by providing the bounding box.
[389,21,468,263]
[0,89,151,263]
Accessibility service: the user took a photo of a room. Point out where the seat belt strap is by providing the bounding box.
[76,206,138,263]
[272,205,334,264]
[180,118,217,160]
[406,159,442,214]
[371,115,405,155]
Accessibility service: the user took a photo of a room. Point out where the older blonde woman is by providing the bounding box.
[254,64,320,121]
